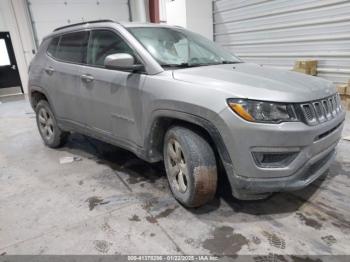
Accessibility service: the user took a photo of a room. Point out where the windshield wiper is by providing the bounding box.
[161,62,222,68]
[161,61,242,69]
[161,63,198,68]
[218,61,242,64]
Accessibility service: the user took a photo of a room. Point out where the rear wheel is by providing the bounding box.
[163,126,218,207]
[35,100,68,148]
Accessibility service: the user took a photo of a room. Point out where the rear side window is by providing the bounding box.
[56,31,89,64]
[47,37,59,57]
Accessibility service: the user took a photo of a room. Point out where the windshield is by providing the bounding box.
[128,27,241,68]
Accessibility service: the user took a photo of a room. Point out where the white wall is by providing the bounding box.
[11,0,36,68]
[0,8,7,31]
[0,0,35,94]
[130,0,148,22]
[165,0,187,28]
[161,0,213,40]
[186,0,213,40]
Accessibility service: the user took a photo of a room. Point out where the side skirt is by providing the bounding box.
[57,118,152,163]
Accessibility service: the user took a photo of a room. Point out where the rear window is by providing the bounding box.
[47,37,59,57]
[56,31,89,64]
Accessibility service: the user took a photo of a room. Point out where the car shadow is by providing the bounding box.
[190,174,332,226]
[59,133,166,186]
[59,133,328,218]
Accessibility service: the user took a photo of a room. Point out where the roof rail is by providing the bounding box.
[53,19,115,32]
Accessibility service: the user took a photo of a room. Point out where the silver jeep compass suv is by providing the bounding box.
[28,20,345,207]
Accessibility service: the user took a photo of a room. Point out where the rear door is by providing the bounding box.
[47,31,90,125]
[80,29,145,146]
[0,32,22,93]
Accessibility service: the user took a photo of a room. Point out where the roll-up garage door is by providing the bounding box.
[213,0,350,84]
[27,0,130,44]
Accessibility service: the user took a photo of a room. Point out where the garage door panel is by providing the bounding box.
[215,23,350,44]
[214,0,348,25]
[29,4,129,21]
[213,0,272,13]
[214,3,350,35]
[221,41,350,55]
[28,0,130,43]
[213,0,350,84]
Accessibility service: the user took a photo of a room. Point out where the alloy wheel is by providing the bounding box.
[166,138,189,193]
[38,108,54,141]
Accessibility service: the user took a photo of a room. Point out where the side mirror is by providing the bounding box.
[104,53,144,72]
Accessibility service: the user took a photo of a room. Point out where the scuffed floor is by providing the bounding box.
[1,95,350,257]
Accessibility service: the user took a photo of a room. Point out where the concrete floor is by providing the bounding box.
[1,95,350,257]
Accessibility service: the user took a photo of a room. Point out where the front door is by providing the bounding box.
[81,29,145,147]
[0,32,22,93]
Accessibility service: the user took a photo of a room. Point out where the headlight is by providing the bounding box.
[227,99,298,123]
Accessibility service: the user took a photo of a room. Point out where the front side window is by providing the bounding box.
[56,31,89,64]
[87,30,135,67]
[47,36,59,58]
[128,27,241,68]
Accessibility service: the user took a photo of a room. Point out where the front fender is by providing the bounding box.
[144,109,233,168]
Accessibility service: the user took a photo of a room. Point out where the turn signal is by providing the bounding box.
[228,102,255,122]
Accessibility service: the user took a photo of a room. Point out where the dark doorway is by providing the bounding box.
[0,32,23,93]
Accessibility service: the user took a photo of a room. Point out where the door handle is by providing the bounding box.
[45,66,55,75]
[81,74,94,83]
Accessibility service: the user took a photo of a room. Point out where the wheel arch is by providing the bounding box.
[29,86,53,111]
[144,110,232,168]
[30,91,47,109]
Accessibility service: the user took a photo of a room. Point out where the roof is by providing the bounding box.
[120,22,180,28]
[45,20,183,42]
[53,19,116,32]
[53,20,178,32]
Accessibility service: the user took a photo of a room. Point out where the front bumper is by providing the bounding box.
[218,107,345,199]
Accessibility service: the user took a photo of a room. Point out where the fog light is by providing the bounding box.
[252,152,298,168]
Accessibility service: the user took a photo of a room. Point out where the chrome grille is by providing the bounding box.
[313,102,326,123]
[299,94,342,125]
[322,100,331,119]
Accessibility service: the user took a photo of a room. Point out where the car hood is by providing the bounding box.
[172,63,336,103]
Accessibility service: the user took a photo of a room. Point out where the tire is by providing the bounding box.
[35,100,68,148]
[163,126,218,207]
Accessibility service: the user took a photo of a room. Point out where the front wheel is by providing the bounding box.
[163,126,218,207]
